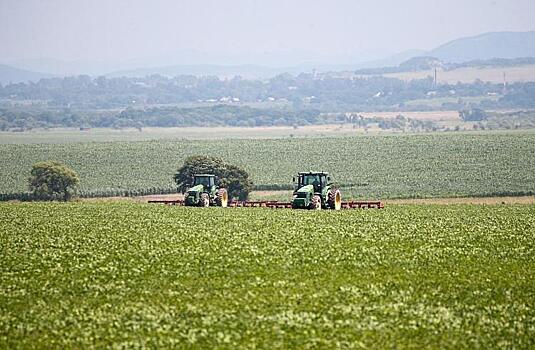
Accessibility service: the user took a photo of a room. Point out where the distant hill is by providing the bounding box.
[106,64,290,79]
[106,50,428,79]
[354,49,427,69]
[354,31,535,78]
[105,32,535,78]
[428,31,535,63]
[0,64,54,85]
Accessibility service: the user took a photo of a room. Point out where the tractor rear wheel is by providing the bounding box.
[200,193,210,207]
[310,195,322,210]
[215,188,228,207]
[328,188,342,210]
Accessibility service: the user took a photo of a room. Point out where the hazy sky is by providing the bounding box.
[1,0,535,66]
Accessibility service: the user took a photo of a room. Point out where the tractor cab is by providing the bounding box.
[193,174,216,188]
[295,172,330,193]
[185,174,228,208]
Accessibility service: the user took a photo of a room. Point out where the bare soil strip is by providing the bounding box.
[82,193,535,205]
[384,196,535,205]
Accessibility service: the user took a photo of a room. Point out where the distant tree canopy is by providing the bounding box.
[1,74,535,130]
[174,156,253,200]
[28,161,80,201]
[459,108,488,121]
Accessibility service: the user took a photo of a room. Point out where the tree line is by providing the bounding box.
[0,105,323,130]
[2,74,533,110]
[1,74,535,130]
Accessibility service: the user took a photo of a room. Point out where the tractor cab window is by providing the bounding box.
[300,174,324,191]
[194,176,214,187]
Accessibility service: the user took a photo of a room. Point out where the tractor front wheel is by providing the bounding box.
[328,188,342,210]
[200,193,210,207]
[310,195,322,210]
[215,188,228,207]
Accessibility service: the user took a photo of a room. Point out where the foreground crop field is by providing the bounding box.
[0,131,534,199]
[1,203,534,348]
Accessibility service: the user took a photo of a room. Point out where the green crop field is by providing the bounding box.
[1,131,534,199]
[1,202,534,348]
[0,126,356,144]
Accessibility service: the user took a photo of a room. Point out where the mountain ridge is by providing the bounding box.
[428,31,535,62]
[0,64,54,85]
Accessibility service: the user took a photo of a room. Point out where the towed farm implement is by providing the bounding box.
[148,199,384,209]
[149,171,384,209]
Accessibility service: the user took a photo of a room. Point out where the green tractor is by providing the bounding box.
[291,171,342,210]
[184,174,228,207]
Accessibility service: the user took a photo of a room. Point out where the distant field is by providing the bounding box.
[0,125,445,145]
[0,131,534,199]
[403,96,500,108]
[0,125,397,144]
[357,110,459,121]
[382,64,535,83]
[1,203,534,348]
[0,109,530,145]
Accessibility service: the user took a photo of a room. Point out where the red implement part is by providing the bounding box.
[147,199,184,205]
[148,199,384,209]
[230,201,293,208]
[342,201,384,209]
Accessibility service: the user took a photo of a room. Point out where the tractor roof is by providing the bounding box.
[194,174,216,177]
[298,171,329,175]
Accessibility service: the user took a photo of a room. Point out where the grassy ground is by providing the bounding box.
[1,202,534,348]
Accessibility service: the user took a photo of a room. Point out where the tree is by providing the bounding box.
[28,161,80,201]
[459,108,488,121]
[174,156,253,200]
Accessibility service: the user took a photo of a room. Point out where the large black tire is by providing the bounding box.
[328,188,342,210]
[199,193,210,207]
[310,195,322,210]
[215,188,228,207]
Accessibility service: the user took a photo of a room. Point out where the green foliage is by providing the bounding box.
[28,161,79,201]
[174,155,253,200]
[1,203,534,348]
[219,164,253,201]
[485,110,535,129]
[459,108,488,121]
[1,74,535,130]
[347,114,439,131]
[0,132,534,200]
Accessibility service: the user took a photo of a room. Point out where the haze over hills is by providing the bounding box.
[107,64,301,80]
[106,50,424,79]
[1,31,535,84]
[428,31,535,63]
[0,64,54,85]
